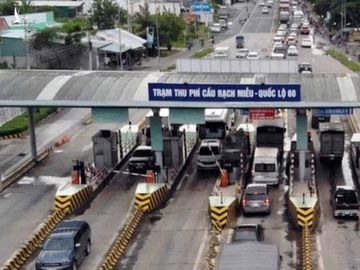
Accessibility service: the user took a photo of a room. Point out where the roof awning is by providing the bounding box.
[99,42,143,53]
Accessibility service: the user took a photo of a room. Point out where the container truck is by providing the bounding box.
[319,122,345,162]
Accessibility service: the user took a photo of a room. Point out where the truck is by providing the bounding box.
[219,17,228,31]
[219,242,281,270]
[319,122,345,162]
[279,11,290,24]
[220,130,249,168]
[236,35,245,48]
[330,185,360,219]
[252,147,281,186]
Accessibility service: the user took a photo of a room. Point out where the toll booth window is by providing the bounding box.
[255,163,276,172]
[199,146,220,155]
[133,150,152,157]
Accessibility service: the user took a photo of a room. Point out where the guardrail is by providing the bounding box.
[206,230,220,270]
[302,223,313,270]
[100,209,144,270]
[2,210,66,270]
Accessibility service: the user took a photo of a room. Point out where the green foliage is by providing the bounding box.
[62,17,86,44]
[0,0,16,15]
[32,27,61,50]
[0,107,57,136]
[326,49,360,72]
[89,0,126,30]
[191,48,214,58]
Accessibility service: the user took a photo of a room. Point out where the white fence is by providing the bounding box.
[176,58,299,73]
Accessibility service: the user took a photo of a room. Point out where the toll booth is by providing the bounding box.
[162,129,185,168]
[92,130,118,168]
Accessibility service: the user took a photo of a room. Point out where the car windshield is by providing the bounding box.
[133,150,152,157]
[336,190,359,204]
[43,237,73,250]
[199,146,220,155]
[255,163,276,172]
[233,227,257,241]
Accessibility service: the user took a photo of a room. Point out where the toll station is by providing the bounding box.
[1,69,360,270]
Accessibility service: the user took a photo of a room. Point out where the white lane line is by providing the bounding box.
[192,230,209,270]
[240,2,258,33]
[316,234,325,270]
[292,241,297,266]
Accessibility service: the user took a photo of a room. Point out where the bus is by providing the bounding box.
[198,109,232,140]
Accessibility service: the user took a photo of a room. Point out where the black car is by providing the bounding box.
[232,224,264,242]
[330,185,360,219]
[298,63,312,73]
[36,220,91,270]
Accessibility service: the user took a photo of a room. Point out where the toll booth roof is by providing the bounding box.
[1,70,360,108]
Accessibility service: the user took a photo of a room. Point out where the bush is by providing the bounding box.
[326,49,360,72]
[0,107,57,136]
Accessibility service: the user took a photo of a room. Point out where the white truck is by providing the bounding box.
[252,147,281,186]
[213,47,230,58]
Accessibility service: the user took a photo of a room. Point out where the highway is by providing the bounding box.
[0,108,147,267]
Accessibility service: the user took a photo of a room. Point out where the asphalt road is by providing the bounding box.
[0,108,148,267]
[117,159,217,270]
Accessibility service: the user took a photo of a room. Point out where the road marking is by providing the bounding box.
[240,2,258,33]
[316,234,325,270]
[192,230,209,270]
[292,241,297,266]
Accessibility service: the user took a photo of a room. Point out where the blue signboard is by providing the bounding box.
[148,83,301,102]
[313,108,353,116]
[191,1,211,12]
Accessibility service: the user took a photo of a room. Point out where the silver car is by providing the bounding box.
[243,184,271,214]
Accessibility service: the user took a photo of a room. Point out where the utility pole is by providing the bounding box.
[24,18,30,70]
[118,5,123,71]
[155,0,161,70]
[87,31,92,70]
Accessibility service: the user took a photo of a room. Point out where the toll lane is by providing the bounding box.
[118,162,217,270]
[311,119,360,270]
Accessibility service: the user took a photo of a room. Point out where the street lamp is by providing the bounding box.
[154,0,161,70]
[118,5,123,71]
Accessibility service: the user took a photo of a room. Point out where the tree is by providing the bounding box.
[89,0,126,30]
[62,17,87,44]
[158,12,185,47]
[0,0,16,15]
[32,27,61,50]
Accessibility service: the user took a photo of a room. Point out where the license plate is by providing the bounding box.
[252,203,260,207]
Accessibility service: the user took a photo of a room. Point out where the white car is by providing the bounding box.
[197,139,222,170]
[236,48,250,58]
[262,7,270,14]
[276,30,287,37]
[271,46,286,59]
[287,35,297,45]
[211,23,222,33]
[287,45,298,56]
[247,51,259,60]
[266,0,273,7]
[301,38,312,48]
[273,36,284,44]
[259,1,265,6]
[278,24,288,31]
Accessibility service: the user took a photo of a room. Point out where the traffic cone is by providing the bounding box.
[220,170,229,187]
[146,170,154,183]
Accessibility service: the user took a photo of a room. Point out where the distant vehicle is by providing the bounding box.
[232,224,264,242]
[236,35,245,48]
[287,45,298,56]
[259,1,265,6]
[300,23,310,34]
[276,30,287,37]
[298,62,312,73]
[252,147,281,186]
[279,11,290,24]
[289,27,298,35]
[236,48,249,58]
[247,51,259,60]
[256,119,285,154]
[266,0,273,7]
[319,122,345,162]
[210,23,222,33]
[243,184,272,214]
[291,23,299,29]
[271,46,287,59]
[262,6,270,14]
[128,145,155,173]
[197,139,222,170]
[219,18,228,31]
[301,38,312,48]
[279,3,290,12]
[213,46,230,58]
[220,130,249,168]
[293,10,304,25]
[273,41,283,48]
[278,24,288,31]
[198,109,232,140]
[273,36,285,44]
[36,220,91,270]
[330,186,360,219]
[311,109,330,128]
[286,34,297,45]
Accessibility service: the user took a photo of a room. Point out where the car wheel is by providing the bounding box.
[85,240,91,256]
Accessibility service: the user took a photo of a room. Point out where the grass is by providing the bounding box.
[326,49,360,72]
[160,49,181,57]
[171,40,186,48]
[0,107,57,136]
[191,48,214,58]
